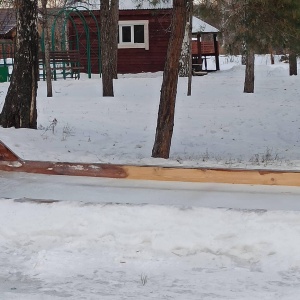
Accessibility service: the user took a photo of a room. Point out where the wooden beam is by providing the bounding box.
[197,33,202,65]
[0,140,300,186]
[0,159,127,178]
[0,141,19,161]
[123,165,300,186]
[213,33,220,71]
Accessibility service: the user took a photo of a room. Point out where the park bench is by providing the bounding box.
[39,50,84,80]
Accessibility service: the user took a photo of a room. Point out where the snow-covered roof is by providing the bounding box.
[121,0,173,9]
[192,16,219,34]
[83,0,172,10]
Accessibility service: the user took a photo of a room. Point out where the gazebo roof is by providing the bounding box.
[192,16,219,34]
[0,9,16,36]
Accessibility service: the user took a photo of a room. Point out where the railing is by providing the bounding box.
[192,41,217,55]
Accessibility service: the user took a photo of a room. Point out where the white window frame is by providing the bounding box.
[118,20,149,50]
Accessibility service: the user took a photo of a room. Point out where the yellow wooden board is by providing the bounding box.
[1,140,300,187]
[123,165,300,187]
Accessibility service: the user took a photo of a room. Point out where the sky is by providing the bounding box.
[1,55,300,299]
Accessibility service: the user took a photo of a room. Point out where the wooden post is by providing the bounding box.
[197,33,201,65]
[213,33,220,71]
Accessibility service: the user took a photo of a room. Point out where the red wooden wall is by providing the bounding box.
[192,40,216,56]
[69,9,172,74]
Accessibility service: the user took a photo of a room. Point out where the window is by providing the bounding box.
[118,20,149,50]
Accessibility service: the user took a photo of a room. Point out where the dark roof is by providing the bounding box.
[0,9,16,36]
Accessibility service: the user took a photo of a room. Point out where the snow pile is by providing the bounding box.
[1,199,300,299]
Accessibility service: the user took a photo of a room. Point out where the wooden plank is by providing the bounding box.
[0,141,19,161]
[1,158,300,187]
[0,160,127,178]
[123,165,300,187]
[1,140,300,187]
[193,71,207,76]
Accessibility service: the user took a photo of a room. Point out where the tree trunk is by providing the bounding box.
[152,0,187,159]
[0,0,39,128]
[270,49,275,65]
[241,42,246,65]
[187,0,193,96]
[100,0,119,96]
[289,51,297,76]
[243,48,255,93]
[110,0,118,79]
[178,15,190,77]
[41,0,53,97]
[179,0,193,78]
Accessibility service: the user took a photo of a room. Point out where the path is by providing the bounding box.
[1,171,300,210]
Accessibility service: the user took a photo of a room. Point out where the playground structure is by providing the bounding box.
[0,6,101,81]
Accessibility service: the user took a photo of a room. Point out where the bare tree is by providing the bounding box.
[199,0,300,93]
[178,1,191,77]
[100,0,119,97]
[0,0,39,128]
[243,48,255,93]
[41,0,53,97]
[152,0,187,158]
[289,51,297,76]
[187,0,193,96]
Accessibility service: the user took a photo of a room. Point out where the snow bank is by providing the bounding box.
[1,199,300,299]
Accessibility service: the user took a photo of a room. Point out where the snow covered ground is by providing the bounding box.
[1,55,300,299]
[1,187,300,299]
[1,55,300,170]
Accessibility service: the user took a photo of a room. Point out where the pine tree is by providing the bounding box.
[100,0,119,97]
[152,0,187,158]
[41,0,53,97]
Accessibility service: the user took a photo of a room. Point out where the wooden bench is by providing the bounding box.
[192,63,207,76]
[192,63,202,72]
[39,50,84,80]
[192,70,208,76]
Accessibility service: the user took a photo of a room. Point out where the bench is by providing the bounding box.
[192,63,202,72]
[192,70,208,76]
[192,63,208,76]
[39,50,84,80]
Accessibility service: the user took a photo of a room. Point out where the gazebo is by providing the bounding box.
[192,16,220,72]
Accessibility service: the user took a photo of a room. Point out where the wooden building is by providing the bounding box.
[69,8,172,74]
[0,9,16,60]
[69,6,220,74]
